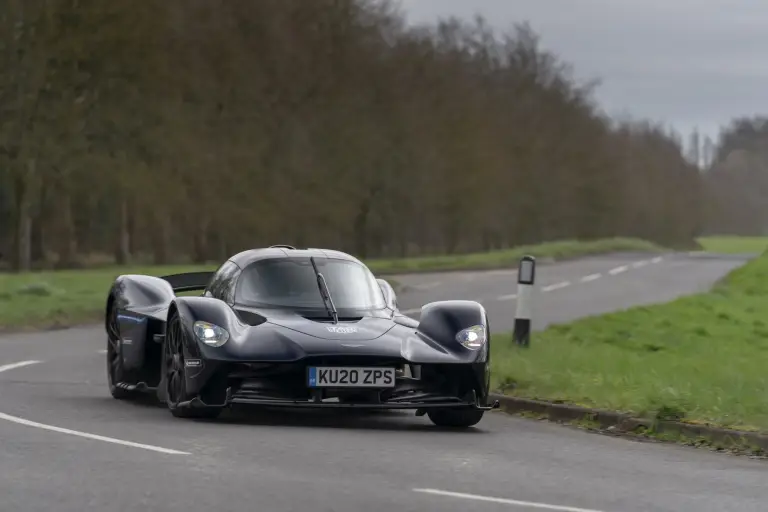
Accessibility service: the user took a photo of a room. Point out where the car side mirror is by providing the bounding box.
[376,279,398,310]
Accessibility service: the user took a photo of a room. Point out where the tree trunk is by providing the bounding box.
[30,180,47,266]
[14,209,32,272]
[192,215,209,263]
[57,192,78,268]
[352,199,370,259]
[11,160,37,272]
[153,215,171,265]
[115,197,131,265]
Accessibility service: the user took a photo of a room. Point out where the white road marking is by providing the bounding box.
[97,349,107,354]
[608,265,627,275]
[486,269,518,276]
[412,488,606,512]
[0,359,187,455]
[0,360,42,373]
[0,411,190,455]
[541,281,570,292]
[411,281,441,291]
[402,254,667,309]
[580,273,601,283]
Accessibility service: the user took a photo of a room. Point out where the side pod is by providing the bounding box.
[416,299,491,407]
[106,274,178,372]
[416,300,489,361]
[107,274,176,317]
[171,296,251,361]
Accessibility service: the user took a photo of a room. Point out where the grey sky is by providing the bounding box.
[398,0,768,144]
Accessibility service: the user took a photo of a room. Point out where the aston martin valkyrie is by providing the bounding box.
[104,245,497,427]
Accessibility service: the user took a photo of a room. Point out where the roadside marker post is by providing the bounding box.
[514,255,535,347]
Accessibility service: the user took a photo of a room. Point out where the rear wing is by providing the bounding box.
[160,271,215,293]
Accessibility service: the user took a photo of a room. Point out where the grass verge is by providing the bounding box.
[0,237,662,332]
[491,250,768,434]
[696,235,768,254]
[494,401,768,457]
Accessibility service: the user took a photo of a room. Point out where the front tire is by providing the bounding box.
[106,304,135,400]
[427,408,485,428]
[163,311,223,420]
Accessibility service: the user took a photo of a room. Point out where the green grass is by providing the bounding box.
[0,264,214,332]
[491,251,768,432]
[696,236,768,254]
[0,237,662,332]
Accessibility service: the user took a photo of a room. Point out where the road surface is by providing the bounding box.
[1,251,766,512]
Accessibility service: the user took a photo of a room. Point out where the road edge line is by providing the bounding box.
[0,360,42,373]
[0,359,189,456]
[412,488,605,512]
[0,411,191,455]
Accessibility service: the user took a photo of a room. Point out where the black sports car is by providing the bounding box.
[104,245,498,427]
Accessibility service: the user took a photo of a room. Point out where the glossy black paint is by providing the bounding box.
[104,247,493,411]
[419,299,490,362]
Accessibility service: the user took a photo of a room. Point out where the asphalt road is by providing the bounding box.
[2,251,767,512]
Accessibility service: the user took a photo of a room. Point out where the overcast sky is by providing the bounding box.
[399,0,768,144]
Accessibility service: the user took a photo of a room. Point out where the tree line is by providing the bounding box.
[700,116,768,236]
[0,0,754,271]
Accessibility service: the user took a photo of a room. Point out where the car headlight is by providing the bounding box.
[193,321,229,347]
[455,325,487,350]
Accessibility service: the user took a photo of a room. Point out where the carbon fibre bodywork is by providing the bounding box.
[104,247,497,422]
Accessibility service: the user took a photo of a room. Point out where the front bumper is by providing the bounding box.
[179,386,499,412]
[180,356,493,412]
[229,390,500,411]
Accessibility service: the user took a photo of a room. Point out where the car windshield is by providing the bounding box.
[235,257,386,310]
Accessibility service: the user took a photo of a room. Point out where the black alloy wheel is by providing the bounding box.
[164,312,222,419]
[106,305,133,399]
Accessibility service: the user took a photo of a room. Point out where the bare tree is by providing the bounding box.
[0,0,714,270]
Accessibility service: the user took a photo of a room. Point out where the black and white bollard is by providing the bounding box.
[513,255,536,347]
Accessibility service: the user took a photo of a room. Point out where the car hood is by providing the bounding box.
[262,309,396,341]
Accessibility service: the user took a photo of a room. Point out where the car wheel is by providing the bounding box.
[427,408,485,428]
[106,305,134,400]
[163,311,223,420]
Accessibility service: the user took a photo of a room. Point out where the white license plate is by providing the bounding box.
[308,367,396,388]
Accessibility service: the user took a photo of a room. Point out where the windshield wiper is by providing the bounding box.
[310,256,338,324]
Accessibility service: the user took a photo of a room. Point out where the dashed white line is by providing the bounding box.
[97,349,107,354]
[541,281,570,292]
[0,411,190,455]
[0,359,188,455]
[411,281,441,291]
[401,256,664,310]
[485,269,518,276]
[412,488,606,512]
[0,360,42,373]
[608,265,628,275]
[580,273,601,283]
